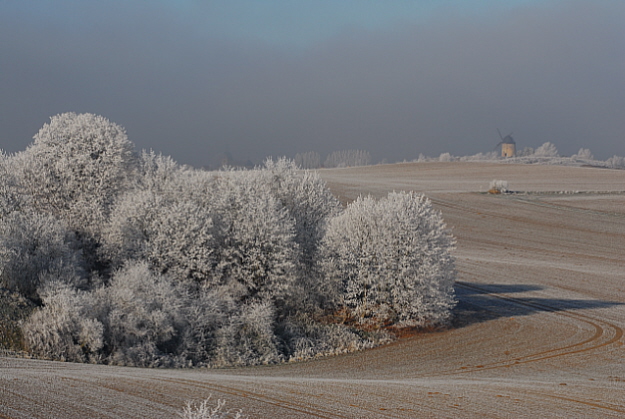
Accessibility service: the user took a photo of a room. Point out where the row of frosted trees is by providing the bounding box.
[0,113,456,367]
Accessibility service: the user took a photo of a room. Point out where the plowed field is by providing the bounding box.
[2,162,624,418]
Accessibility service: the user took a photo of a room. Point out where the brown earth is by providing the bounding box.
[1,162,624,418]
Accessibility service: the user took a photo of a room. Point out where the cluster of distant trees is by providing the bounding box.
[294,149,371,169]
[0,113,456,367]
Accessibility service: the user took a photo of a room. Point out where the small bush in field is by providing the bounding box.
[488,180,509,194]
[180,395,247,419]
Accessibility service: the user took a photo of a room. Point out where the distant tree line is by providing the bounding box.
[0,113,456,367]
[294,149,371,169]
[417,142,625,169]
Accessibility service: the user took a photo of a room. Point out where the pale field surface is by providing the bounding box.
[2,162,624,418]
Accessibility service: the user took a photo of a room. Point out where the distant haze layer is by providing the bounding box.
[1,0,623,167]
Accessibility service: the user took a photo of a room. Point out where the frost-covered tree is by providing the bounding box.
[438,152,453,162]
[321,191,456,327]
[294,151,321,169]
[572,148,594,161]
[533,142,559,157]
[258,158,341,270]
[103,188,216,282]
[0,212,87,302]
[209,172,297,302]
[606,155,625,169]
[324,149,371,168]
[107,162,300,296]
[0,151,23,218]
[17,113,137,234]
[134,149,189,193]
[101,151,220,281]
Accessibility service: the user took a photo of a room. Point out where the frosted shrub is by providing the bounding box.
[438,152,453,162]
[148,199,216,282]
[22,281,103,363]
[279,313,382,360]
[93,261,189,367]
[260,158,341,262]
[180,395,247,419]
[180,286,236,365]
[488,180,509,194]
[321,192,456,328]
[213,300,282,367]
[0,212,87,301]
[101,189,161,268]
[102,152,221,281]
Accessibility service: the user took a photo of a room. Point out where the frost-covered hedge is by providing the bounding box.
[1,113,456,367]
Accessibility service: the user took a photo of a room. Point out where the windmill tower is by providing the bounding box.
[496,129,516,158]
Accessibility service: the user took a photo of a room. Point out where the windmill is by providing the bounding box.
[496,129,516,157]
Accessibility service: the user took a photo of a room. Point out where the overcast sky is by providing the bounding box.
[1,0,623,167]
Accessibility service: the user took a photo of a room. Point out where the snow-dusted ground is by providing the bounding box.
[2,162,625,418]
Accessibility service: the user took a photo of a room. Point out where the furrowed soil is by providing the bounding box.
[2,162,624,418]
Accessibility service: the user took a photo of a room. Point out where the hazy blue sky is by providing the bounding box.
[1,0,623,167]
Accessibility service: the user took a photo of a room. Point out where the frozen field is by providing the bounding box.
[2,162,624,418]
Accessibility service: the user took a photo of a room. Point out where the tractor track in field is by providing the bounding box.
[512,198,625,219]
[523,390,625,415]
[450,282,623,374]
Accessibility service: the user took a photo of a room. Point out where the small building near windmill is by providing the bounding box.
[497,133,516,158]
